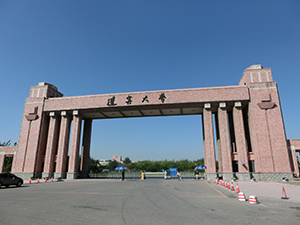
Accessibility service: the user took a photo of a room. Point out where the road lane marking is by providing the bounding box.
[205,182,227,198]
[24,191,127,195]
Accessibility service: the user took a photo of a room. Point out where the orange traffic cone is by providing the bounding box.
[231,181,235,191]
[281,186,289,199]
[51,177,53,182]
[37,177,40,183]
[45,177,47,182]
[29,177,32,184]
[236,183,240,193]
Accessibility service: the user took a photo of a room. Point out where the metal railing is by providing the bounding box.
[89,171,205,179]
[89,171,142,179]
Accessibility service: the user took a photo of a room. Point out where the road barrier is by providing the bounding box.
[249,195,258,204]
[238,192,246,201]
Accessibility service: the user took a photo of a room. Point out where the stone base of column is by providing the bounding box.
[205,173,218,181]
[79,172,89,178]
[54,172,66,179]
[222,173,235,181]
[42,172,53,179]
[235,173,251,181]
[67,172,78,180]
[251,172,294,181]
[13,172,35,180]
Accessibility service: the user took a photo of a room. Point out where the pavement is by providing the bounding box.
[214,180,300,203]
[5,178,300,225]
[24,178,300,203]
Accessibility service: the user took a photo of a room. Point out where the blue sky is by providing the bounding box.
[1,1,300,161]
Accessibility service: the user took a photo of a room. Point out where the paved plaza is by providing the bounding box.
[0,179,299,225]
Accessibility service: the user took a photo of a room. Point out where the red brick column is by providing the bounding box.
[67,111,82,179]
[0,154,5,172]
[55,111,71,179]
[80,119,92,177]
[214,112,222,173]
[43,112,60,177]
[233,102,249,173]
[34,114,50,177]
[202,103,216,175]
[218,103,232,174]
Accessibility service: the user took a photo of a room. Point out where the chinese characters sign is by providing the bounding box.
[106,93,167,106]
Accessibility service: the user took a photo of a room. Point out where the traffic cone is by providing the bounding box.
[214,178,216,184]
[236,183,240,193]
[231,181,235,191]
[216,179,219,184]
[200,177,204,180]
[249,195,258,204]
[45,177,47,182]
[281,186,289,199]
[227,181,231,190]
[225,180,228,188]
[51,177,53,182]
[37,177,40,183]
[29,177,32,184]
[238,192,246,201]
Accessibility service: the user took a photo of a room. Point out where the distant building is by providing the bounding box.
[98,159,111,166]
[112,155,123,163]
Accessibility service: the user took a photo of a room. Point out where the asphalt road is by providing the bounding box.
[0,179,299,225]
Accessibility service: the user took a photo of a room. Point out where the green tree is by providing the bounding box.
[3,157,13,172]
[0,140,11,146]
[88,157,206,172]
[89,157,101,172]
[108,160,119,171]
[0,140,14,172]
[123,157,131,164]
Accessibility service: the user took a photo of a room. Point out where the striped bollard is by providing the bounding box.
[249,195,258,204]
[238,192,246,201]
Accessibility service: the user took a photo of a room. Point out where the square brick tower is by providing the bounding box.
[239,65,292,180]
[12,82,63,179]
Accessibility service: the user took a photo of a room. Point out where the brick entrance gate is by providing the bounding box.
[1,65,298,180]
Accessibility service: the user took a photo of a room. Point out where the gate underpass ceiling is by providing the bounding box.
[81,105,204,119]
[79,101,246,119]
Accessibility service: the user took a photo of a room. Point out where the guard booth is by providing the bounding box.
[169,168,178,177]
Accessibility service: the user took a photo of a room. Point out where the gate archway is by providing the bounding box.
[10,65,296,181]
